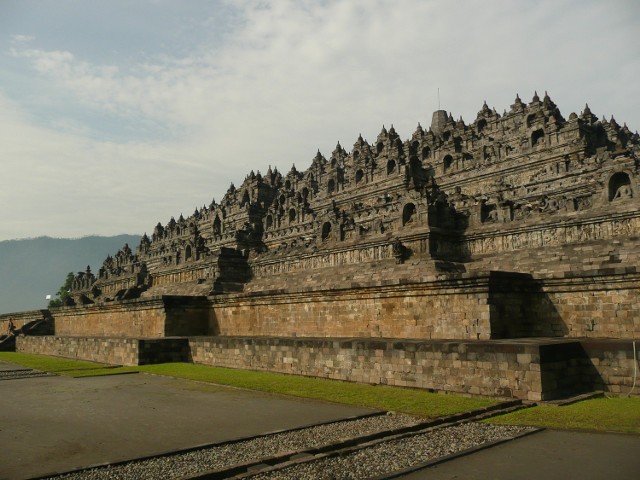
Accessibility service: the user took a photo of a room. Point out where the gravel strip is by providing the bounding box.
[0,369,51,380]
[46,413,420,480]
[249,423,533,480]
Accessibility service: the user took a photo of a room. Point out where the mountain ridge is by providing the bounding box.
[0,234,141,314]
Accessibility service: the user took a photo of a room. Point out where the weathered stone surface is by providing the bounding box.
[16,336,189,366]
[11,94,640,400]
[0,310,50,334]
[65,94,639,313]
[186,336,633,401]
[51,296,209,338]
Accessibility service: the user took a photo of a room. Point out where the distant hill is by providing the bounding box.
[0,235,141,314]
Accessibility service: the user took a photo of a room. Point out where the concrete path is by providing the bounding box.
[397,429,640,480]
[0,361,375,479]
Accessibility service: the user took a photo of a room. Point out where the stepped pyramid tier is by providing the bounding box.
[67,93,639,305]
[7,92,639,401]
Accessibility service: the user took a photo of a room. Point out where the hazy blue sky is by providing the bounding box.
[1,0,638,240]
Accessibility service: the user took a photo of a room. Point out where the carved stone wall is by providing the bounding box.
[187,336,638,401]
[12,93,639,401]
[52,296,209,338]
[15,334,635,399]
[16,336,189,366]
[70,94,638,305]
[210,274,499,340]
[52,94,639,346]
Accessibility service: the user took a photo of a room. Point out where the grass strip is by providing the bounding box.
[0,352,494,418]
[486,396,640,434]
[136,362,496,417]
[0,351,129,376]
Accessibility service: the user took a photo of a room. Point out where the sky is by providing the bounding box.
[0,0,638,241]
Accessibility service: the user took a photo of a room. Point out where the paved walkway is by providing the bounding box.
[398,429,640,480]
[2,360,639,480]
[0,361,375,479]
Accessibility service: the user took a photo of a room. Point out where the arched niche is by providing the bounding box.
[327,179,335,195]
[387,159,396,175]
[402,203,417,226]
[422,146,431,159]
[531,129,545,146]
[608,171,633,201]
[213,215,222,235]
[185,245,192,261]
[288,208,296,224]
[443,154,454,171]
[241,190,250,207]
[481,203,498,223]
[265,214,273,230]
[321,222,332,241]
[477,119,487,134]
[483,146,490,161]
[355,169,364,184]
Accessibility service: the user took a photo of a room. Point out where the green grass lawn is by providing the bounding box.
[0,352,134,376]
[0,352,494,418]
[486,396,640,434]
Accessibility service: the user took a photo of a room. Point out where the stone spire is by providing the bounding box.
[430,110,448,135]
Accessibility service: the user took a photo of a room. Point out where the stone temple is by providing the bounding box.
[3,92,639,401]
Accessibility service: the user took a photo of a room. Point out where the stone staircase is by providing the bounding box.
[0,334,16,352]
[0,319,53,352]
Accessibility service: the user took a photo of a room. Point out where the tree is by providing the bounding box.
[48,272,74,308]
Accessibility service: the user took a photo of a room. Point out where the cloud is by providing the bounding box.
[11,34,34,43]
[0,92,221,240]
[1,0,639,240]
